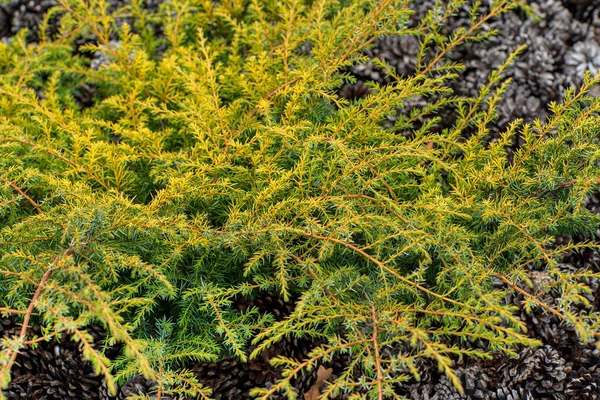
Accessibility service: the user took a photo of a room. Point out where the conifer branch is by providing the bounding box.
[371,305,384,400]
[0,176,42,214]
[0,138,110,190]
[417,0,514,77]
[296,230,473,310]
[0,245,74,384]
[42,303,117,395]
[493,273,566,321]
[0,308,26,316]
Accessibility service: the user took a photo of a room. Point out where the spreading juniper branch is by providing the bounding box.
[0,245,74,390]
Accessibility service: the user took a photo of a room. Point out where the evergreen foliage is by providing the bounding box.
[1,0,600,398]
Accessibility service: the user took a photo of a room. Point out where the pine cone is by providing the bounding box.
[564,40,600,85]
[118,375,164,400]
[495,386,534,400]
[430,376,468,400]
[337,81,373,101]
[500,345,572,398]
[585,193,600,216]
[192,335,322,399]
[456,366,495,399]
[232,291,296,321]
[400,365,494,400]
[100,380,117,400]
[578,345,600,366]
[193,292,330,399]
[565,366,600,399]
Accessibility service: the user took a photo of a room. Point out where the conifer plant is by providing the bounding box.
[1,0,600,398]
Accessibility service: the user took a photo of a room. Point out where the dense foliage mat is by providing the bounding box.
[1,0,600,398]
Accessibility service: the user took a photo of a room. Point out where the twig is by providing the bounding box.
[494,272,564,320]
[0,308,26,316]
[0,176,42,214]
[371,305,384,400]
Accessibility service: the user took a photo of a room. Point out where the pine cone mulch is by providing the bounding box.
[1,318,111,400]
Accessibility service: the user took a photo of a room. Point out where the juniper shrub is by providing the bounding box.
[1,0,600,398]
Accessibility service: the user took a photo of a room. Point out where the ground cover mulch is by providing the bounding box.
[2,0,600,398]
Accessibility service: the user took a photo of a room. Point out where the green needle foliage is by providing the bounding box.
[1,0,600,398]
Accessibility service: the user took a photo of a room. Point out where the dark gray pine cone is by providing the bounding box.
[564,40,600,87]
[558,235,600,272]
[73,82,98,110]
[292,369,318,399]
[191,295,314,400]
[405,378,458,400]
[349,61,387,85]
[583,4,600,47]
[393,354,438,398]
[0,0,166,46]
[394,340,498,399]
[565,366,600,400]
[337,34,420,101]
[447,0,588,139]
[142,0,163,12]
[117,375,173,400]
[499,345,572,399]
[431,377,467,400]
[420,375,468,400]
[104,0,136,33]
[90,41,123,71]
[564,344,600,400]
[495,386,534,400]
[100,380,117,400]
[456,366,496,399]
[0,316,18,334]
[232,291,296,321]
[337,81,373,101]
[385,92,459,136]
[559,261,600,316]
[294,40,313,56]
[578,345,600,367]
[585,193,600,217]
[351,35,420,82]
[525,308,576,351]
